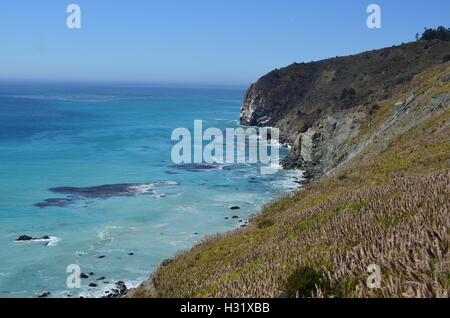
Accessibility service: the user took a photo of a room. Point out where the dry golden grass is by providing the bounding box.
[146,170,448,298]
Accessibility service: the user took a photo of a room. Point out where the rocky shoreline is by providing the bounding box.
[125,166,305,298]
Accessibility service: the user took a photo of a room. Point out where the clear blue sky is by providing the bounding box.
[0,0,448,86]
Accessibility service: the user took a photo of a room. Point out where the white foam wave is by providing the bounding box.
[127,184,154,194]
[46,237,61,246]
[98,231,109,241]
[153,223,169,229]
[31,236,61,246]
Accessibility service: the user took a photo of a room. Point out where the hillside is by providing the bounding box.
[130,41,450,298]
[241,40,450,179]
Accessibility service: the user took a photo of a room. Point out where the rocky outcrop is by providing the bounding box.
[282,89,450,180]
[240,40,450,179]
[103,281,129,298]
[282,111,365,178]
[15,235,50,242]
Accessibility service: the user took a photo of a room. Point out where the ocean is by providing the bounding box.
[0,83,302,298]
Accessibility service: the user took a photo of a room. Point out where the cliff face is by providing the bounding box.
[240,40,450,179]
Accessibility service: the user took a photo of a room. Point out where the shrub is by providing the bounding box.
[369,104,381,115]
[420,26,450,41]
[347,200,366,211]
[332,277,359,297]
[341,88,356,100]
[257,218,275,229]
[284,267,326,297]
[443,54,450,63]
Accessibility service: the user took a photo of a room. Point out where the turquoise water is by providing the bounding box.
[0,83,301,298]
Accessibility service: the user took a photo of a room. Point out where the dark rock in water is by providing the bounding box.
[116,282,127,295]
[35,198,73,208]
[80,273,89,279]
[16,235,33,241]
[35,181,178,209]
[38,292,51,298]
[221,165,237,171]
[169,163,220,172]
[37,181,178,207]
[229,206,241,210]
[164,170,179,175]
[231,215,239,219]
[161,258,173,266]
[211,184,230,188]
[128,253,134,256]
[88,283,97,288]
[15,235,51,242]
[103,288,121,298]
[97,277,105,281]
[97,255,106,259]
[89,272,94,276]
[50,183,151,199]
[224,217,229,220]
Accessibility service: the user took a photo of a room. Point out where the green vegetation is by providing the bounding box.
[340,88,356,100]
[284,267,326,297]
[419,26,450,41]
[256,218,275,229]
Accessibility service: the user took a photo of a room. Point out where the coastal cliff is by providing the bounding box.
[240,40,450,179]
[131,37,450,298]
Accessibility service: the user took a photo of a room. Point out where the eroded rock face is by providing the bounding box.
[442,72,450,82]
[240,86,257,126]
[285,91,450,179]
[282,112,364,178]
[299,129,322,163]
[240,85,273,127]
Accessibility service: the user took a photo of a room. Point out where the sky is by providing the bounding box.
[0,0,448,86]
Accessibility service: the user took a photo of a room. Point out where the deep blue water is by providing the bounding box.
[0,83,301,298]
